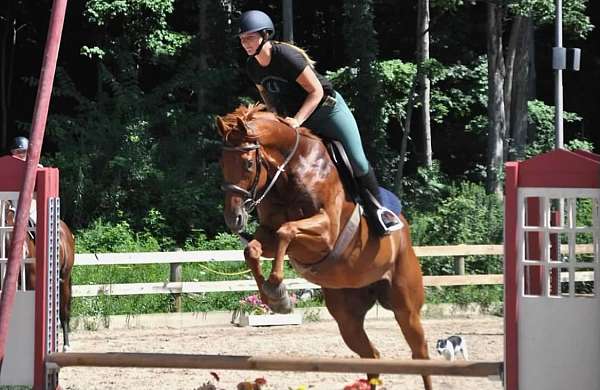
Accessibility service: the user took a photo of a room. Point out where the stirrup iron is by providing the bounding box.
[377,207,404,233]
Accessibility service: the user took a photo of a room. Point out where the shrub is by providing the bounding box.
[410,181,503,276]
[76,219,160,253]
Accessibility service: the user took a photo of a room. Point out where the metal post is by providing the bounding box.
[282,0,294,43]
[554,0,563,149]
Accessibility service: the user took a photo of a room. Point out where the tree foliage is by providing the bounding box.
[1,0,596,247]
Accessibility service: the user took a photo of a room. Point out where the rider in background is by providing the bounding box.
[238,10,402,235]
[9,136,29,161]
[9,136,38,227]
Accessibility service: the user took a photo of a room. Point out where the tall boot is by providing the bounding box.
[356,167,404,236]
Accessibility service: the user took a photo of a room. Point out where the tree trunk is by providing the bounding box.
[504,15,524,161]
[394,71,419,195]
[197,0,207,113]
[342,0,381,164]
[417,0,432,167]
[510,16,532,160]
[1,19,9,149]
[0,5,16,150]
[485,3,506,196]
[527,21,537,145]
[282,0,294,43]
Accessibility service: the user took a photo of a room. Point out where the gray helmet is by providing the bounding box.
[10,136,29,153]
[239,10,275,38]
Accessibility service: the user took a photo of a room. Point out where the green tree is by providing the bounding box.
[46,0,242,243]
[342,0,388,172]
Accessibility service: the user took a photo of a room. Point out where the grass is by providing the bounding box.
[71,260,323,318]
[71,258,503,319]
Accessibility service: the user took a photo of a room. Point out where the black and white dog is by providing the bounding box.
[435,335,468,361]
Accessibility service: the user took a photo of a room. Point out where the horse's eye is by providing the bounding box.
[245,159,254,171]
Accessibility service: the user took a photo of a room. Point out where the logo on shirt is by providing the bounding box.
[261,76,288,94]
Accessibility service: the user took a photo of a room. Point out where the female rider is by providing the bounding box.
[238,10,402,236]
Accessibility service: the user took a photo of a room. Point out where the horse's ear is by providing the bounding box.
[236,117,249,137]
[216,116,227,138]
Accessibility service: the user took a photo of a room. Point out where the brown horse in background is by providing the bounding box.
[217,104,432,389]
[5,204,75,352]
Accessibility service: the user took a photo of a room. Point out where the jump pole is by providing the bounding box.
[47,352,503,379]
[0,0,68,381]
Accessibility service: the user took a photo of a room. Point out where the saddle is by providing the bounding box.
[324,140,402,215]
[325,139,360,203]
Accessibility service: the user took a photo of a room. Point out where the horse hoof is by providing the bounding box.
[262,280,293,314]
[269,295,293,314]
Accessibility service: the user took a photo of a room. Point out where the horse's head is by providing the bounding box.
[3,201,16,229]
[216,104,271,233]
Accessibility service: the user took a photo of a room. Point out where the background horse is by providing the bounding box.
[217,104,432,390]
[4,202,75,352]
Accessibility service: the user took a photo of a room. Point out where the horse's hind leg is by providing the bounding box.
[323,287,382,383]
[388,253,432,390]
[393,309,432,389]
[60,276,72,351]
[60,279,72,351]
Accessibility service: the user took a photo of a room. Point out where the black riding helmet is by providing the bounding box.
[239,10,275,38]
[239,10,275,57]
[10,136,29,153]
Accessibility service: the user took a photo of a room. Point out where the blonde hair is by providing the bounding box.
[273,41,316,67]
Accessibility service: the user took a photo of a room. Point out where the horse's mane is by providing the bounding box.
[220,103,266,128]
[220,103,320,143]
[220,103,268,143]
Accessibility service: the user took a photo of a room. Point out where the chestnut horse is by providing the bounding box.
[5,203,75,352]
[217,104,432,389]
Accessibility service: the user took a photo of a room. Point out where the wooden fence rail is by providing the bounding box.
[71,244,593,298]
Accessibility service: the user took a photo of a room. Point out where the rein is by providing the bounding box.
[221,126,301,213]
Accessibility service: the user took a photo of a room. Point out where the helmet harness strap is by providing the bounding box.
[252,30,270,57]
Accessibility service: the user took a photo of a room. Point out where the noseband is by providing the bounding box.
[221,127,300,213]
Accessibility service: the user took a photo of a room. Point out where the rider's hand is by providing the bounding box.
[283,117,300,128]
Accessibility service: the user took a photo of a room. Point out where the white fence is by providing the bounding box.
[71,244,594,298]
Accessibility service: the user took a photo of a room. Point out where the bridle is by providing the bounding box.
[221,126,300,213]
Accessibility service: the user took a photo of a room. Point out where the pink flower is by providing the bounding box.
[343,378,373,390]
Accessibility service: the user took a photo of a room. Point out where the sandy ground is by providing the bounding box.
[58,314,504,390]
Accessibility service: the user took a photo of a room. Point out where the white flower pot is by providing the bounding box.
[235,312,303,327]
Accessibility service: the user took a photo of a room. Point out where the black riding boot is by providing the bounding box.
[356,167,403,236]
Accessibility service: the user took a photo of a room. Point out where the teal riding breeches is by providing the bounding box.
[303,91,370,177]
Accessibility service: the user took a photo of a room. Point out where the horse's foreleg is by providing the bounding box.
[263,211,331,313]
[243,227,277,305]
[269,210,331,284]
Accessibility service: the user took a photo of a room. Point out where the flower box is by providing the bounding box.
[235,312,303,327]
[232,293,302,327]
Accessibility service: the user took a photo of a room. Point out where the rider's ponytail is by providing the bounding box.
[273,41,316,67]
